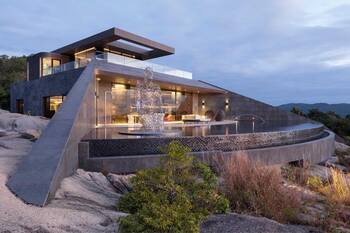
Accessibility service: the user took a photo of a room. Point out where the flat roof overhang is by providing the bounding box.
[52,28,174,60]
[95,63,225,94]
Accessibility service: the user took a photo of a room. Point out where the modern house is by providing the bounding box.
[8,28,335,207]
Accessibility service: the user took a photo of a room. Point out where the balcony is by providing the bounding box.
[96,53,192,79]
[42,52,192,79]
[42,59,89,77]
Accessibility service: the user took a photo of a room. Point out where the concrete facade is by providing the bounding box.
[10,68,84,115]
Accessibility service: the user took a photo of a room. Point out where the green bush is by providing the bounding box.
[117,141,229,233]
[0,55,26,110]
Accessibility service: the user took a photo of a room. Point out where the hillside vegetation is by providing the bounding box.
[0,55,27,110]
[291,107,350,144]
[280,103,350,118]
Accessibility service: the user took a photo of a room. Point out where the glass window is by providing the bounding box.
[42,58,52,76]
[43,96,64,118]
[104,83,191,124]
[52,59,61,67]
[41,58,61,77]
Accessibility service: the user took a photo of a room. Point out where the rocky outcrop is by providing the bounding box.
[308,164,332,181]
[201,213,321,233]
[107,173,134,194]
[0,109,48,139]
[335,141,350,151]
[321,142,350,173]
[0,117,125,233]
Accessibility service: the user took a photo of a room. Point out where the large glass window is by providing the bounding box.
[43,96,64,118]
[104,83,191,124]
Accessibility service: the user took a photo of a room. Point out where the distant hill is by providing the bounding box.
[278,103,350,117]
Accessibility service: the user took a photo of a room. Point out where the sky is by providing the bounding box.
[0,0,349,106]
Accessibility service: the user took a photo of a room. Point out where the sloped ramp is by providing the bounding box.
[7,62,96,206]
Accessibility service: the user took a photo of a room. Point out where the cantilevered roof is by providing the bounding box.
[52,28,174,60]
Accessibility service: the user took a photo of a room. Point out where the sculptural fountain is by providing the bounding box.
[136,67,165,131]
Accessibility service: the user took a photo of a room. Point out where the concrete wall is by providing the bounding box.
[10,68,84,116]
[7,62,96,206]
[79,131,335,174]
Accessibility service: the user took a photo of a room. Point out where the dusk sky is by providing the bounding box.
[1,0,349,105]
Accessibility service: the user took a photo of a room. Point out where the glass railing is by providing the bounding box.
[96,53,192,79]
[42,53,192,79]
[42,59,90,76]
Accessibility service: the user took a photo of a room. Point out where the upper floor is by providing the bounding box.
[26,27,192,80]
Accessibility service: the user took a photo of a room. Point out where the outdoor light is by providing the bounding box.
[201,100,205,109]
[225,99,229,109]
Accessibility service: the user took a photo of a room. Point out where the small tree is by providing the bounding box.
[291,107,305,116]
[118,141,229,233]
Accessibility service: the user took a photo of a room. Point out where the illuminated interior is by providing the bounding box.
[43,96,65,118]
[41,57,61,76]
[103,83,192,125]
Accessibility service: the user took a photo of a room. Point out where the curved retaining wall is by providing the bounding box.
[83,124,325,157]
[78,130,335,174]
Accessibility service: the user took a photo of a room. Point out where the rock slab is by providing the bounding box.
[200,213,322,233]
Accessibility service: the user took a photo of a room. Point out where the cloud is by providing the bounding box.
[0,0,349,104]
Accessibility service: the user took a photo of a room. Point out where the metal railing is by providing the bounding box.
[42,52,192,79]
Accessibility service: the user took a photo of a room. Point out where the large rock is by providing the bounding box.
[107,173,135,194]
[0,112,23,130]
[0,129,6,137]
[0,110,48,139]
[325,161,349,173]
[200,213,322,233]
[308,164,332,181]
[335,142,350,152]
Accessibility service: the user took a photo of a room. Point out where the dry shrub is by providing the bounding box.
[219,155,302,223]
[306,176,324,191]
[319,168,350,206]
[282,161,310,186]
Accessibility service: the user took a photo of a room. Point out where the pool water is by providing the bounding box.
[83,121,322,140]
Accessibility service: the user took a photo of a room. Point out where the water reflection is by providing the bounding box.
[84,121,321,140]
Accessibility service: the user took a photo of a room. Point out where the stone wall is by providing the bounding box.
[84,124,325,157]
[79,131,335,174]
